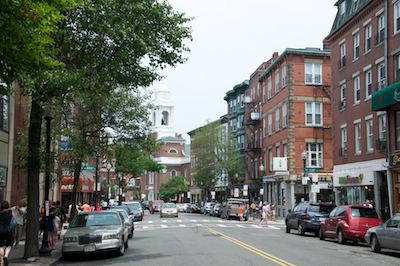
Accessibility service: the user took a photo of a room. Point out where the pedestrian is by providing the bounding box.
[259,201,270,227]
[20,197,27,242]
[10,199,25,248]
[90,204,95,212]
[238,205,244,221]
[0,200,16,266]
[270,201,276,221]
[54,211,61,241]
[56,201,66,224]
[82,202,91,212]
[250,201,257,220]
[364,199,373,208]
[245,202,250,222]
[96,203,102,211]
[48,207,57,249]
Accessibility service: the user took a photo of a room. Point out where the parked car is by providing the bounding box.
[365,213,400,252]
[209,204,221,217]
[112,209,134,238]
[62,211,129,259]
[200,202,215,215]
[186,204,201,213]
[319,205,382,244]
[176,203,188,212]
[149,200,164,214]
[286,202,334,236]
[121,202,143,221]
[142,201,149,210]
[160,203,178,217]
[220,199,248,220]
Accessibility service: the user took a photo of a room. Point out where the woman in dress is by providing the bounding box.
[0,201,16,266]
[259,201,269,227]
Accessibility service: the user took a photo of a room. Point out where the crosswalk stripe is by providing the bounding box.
[148,221,153,223]
[162,220,167,223]
[161,225,167,228]
[237,225,244,228]
[143,226,149,229]
[217,224,226,227]
[179,224,186,227]
[177,220,182,222]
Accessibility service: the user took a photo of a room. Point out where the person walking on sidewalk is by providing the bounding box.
[11,200,25,248]
[245,202,250,222]
[0,201,16,266]
[270,201,276,221]
[251,201,257,220]
[259,201,270,227]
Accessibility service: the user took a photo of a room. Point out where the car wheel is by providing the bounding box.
[337,228,346,244]
[297,222,305,236]
[116,237,125,256]
[286,224,290,233]
[319,226,325,240]
[62,252,70,261]
[227,214,231,220]
[128,230,132,238]
[371,234,381,253]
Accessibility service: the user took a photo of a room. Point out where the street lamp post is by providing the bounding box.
[301,150,308,202]
[107,162,112,207]
[259,164,265,203]
[39,103,54,256]
[95,153,100,210]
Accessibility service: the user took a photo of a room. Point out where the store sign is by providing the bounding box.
[338,173,364,184]
[273,157,288,171]
[215,187,227,191]
[390,153,400,167]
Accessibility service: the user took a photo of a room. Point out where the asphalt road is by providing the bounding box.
[59,211,400,266]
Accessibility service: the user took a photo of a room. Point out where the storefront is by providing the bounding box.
[333,159,388,219]
[61,176,95,205]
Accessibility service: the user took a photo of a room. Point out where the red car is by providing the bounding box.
[149,200,164,214]
[319,205,382,244]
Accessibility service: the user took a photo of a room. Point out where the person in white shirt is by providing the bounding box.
[363,199,373,208]
[11,200,26,248]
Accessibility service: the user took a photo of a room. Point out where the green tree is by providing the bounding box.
[159,175,188,200]
[191,120,245,195]
[18,0,192,258]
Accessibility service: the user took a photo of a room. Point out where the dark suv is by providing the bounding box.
[286,202,334,236]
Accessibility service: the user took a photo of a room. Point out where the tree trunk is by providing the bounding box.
[24,99,42,258]
[70,160,82,222]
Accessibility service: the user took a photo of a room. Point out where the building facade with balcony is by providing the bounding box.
[327,0,396,221]
[258,47,333,218]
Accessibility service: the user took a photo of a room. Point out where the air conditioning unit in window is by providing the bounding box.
[251,112,260,121]
[244,96,252,104]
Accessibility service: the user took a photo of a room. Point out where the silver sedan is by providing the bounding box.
[365,213,400,253]
[62,211,129,259]
[160,203,178,217]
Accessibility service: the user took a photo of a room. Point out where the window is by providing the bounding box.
[353,0,358,11]
[275,109,280,131]
[366,119,374,152]
[396,55,400,83]
[340,44,346,68]
[307,143,323,167]
[365,24,372,52]
[305,63,322,84]
[263,118,266,137]
[255,131,258,148]
[353,33,359,60]
[397,111,400,150]
[262,84,265,102]
[149,172,154,184]
[354,76,360,104]
[395,2,400,33]
[257,83,260,97]
[241,94,244,107]
[378,63,386,90]
[269,149,273,171]
[241,135,245,149]
[168,148,178,154]
[305,102,322,126]
[340,1,346,20]
[365,70,372,98]
[282,65,287,88]
[275,71,279,93]
[268,78,272,99]
[171,170,177,177]
[277,146,280,157]
[355,122,361,155]
[377,15,385,45]
[237,95,241,108]
[0,95,8,132]
[283,144,287,157]
[341,127,347,156]
[341,84,346,101]
[268,113,272,135]
[379,114,387,140]
[260,129,262,148]
[282,103,287,128]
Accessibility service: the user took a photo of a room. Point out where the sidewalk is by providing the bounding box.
[8,235,64,266]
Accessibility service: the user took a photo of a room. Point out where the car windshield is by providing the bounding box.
[116,210,128,220]
[154,201,164,205]
[309,205,334,213]
[350,207,379,219]
[70,213,121,228]
[163,204,176,208]
[127,204,140,211]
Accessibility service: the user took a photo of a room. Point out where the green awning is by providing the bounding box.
[372,81,400,111]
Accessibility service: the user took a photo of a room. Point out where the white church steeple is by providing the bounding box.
[152,82,175,138]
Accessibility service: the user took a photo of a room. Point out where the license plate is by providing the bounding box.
[319,217,326,222]
[84,244,95,252]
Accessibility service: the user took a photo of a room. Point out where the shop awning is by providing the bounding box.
[372,81,400,111]
[61,176,93,193]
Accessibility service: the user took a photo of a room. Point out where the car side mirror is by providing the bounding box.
[124,221,130,227]
[288,209,291,213]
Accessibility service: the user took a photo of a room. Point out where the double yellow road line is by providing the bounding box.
[203,226,296,266]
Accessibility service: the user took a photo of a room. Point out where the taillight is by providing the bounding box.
[229,207,232,211]
[303,214,310,220]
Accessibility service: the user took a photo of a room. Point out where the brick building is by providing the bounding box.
[257,47,333,218]
[327,0,400,220]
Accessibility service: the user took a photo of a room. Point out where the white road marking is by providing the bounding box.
[148,221,153,223]
[237,225,244,228]
[177,220,182,222]
[161,225,168,228]
[251,225,261,228]
[191,220,197,222]
[195,224,203,227]
[202,220,210,222]
[143,226,149,229]
[217,224,226,227]
[179,224,186,227]
[162,220,167,223]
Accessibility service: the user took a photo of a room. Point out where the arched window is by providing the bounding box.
[171,170,177,177]
[168,148,178,154]
[161,111,169,125]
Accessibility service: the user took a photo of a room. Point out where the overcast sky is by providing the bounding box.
[149,0,338,142]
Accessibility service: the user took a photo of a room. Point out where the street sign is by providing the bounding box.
[306,168,320,173]
[81,166,96,171]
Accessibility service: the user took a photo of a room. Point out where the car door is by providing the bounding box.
[382,215,400,249]
[288,204,300,228]
[331,207,346,237]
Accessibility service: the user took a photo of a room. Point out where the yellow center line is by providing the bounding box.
[203,226,296,266]
[178,214,189,220]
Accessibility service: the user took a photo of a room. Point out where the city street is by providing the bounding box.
[58,211,400,266]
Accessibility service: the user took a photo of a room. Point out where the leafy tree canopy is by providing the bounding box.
[159,175,188,200]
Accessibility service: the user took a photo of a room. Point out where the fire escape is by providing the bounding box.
[244,95,262,168]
